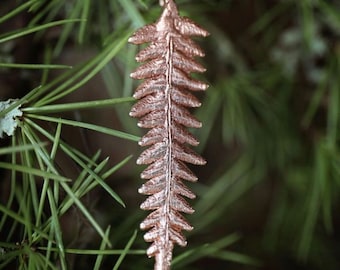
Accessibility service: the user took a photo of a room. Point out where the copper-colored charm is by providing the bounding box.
[129,0,208,269]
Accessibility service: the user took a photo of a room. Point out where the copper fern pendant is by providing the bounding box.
[129,0,209,269]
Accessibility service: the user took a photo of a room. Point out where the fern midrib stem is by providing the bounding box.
[164,32,174,262]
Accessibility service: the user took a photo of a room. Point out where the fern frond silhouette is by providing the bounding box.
[129,0,209,269]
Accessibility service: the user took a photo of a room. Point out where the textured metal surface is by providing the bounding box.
[129,0,209,269]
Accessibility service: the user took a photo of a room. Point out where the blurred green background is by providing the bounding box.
[1,0,340,269]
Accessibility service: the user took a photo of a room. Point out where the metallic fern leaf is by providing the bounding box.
[129,0,208,269]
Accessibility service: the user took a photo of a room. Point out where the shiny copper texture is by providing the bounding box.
[129,1,209,269]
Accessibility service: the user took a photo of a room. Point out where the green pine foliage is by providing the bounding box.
[0,0,340,269]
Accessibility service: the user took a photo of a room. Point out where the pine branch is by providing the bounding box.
[129,0,209,269]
